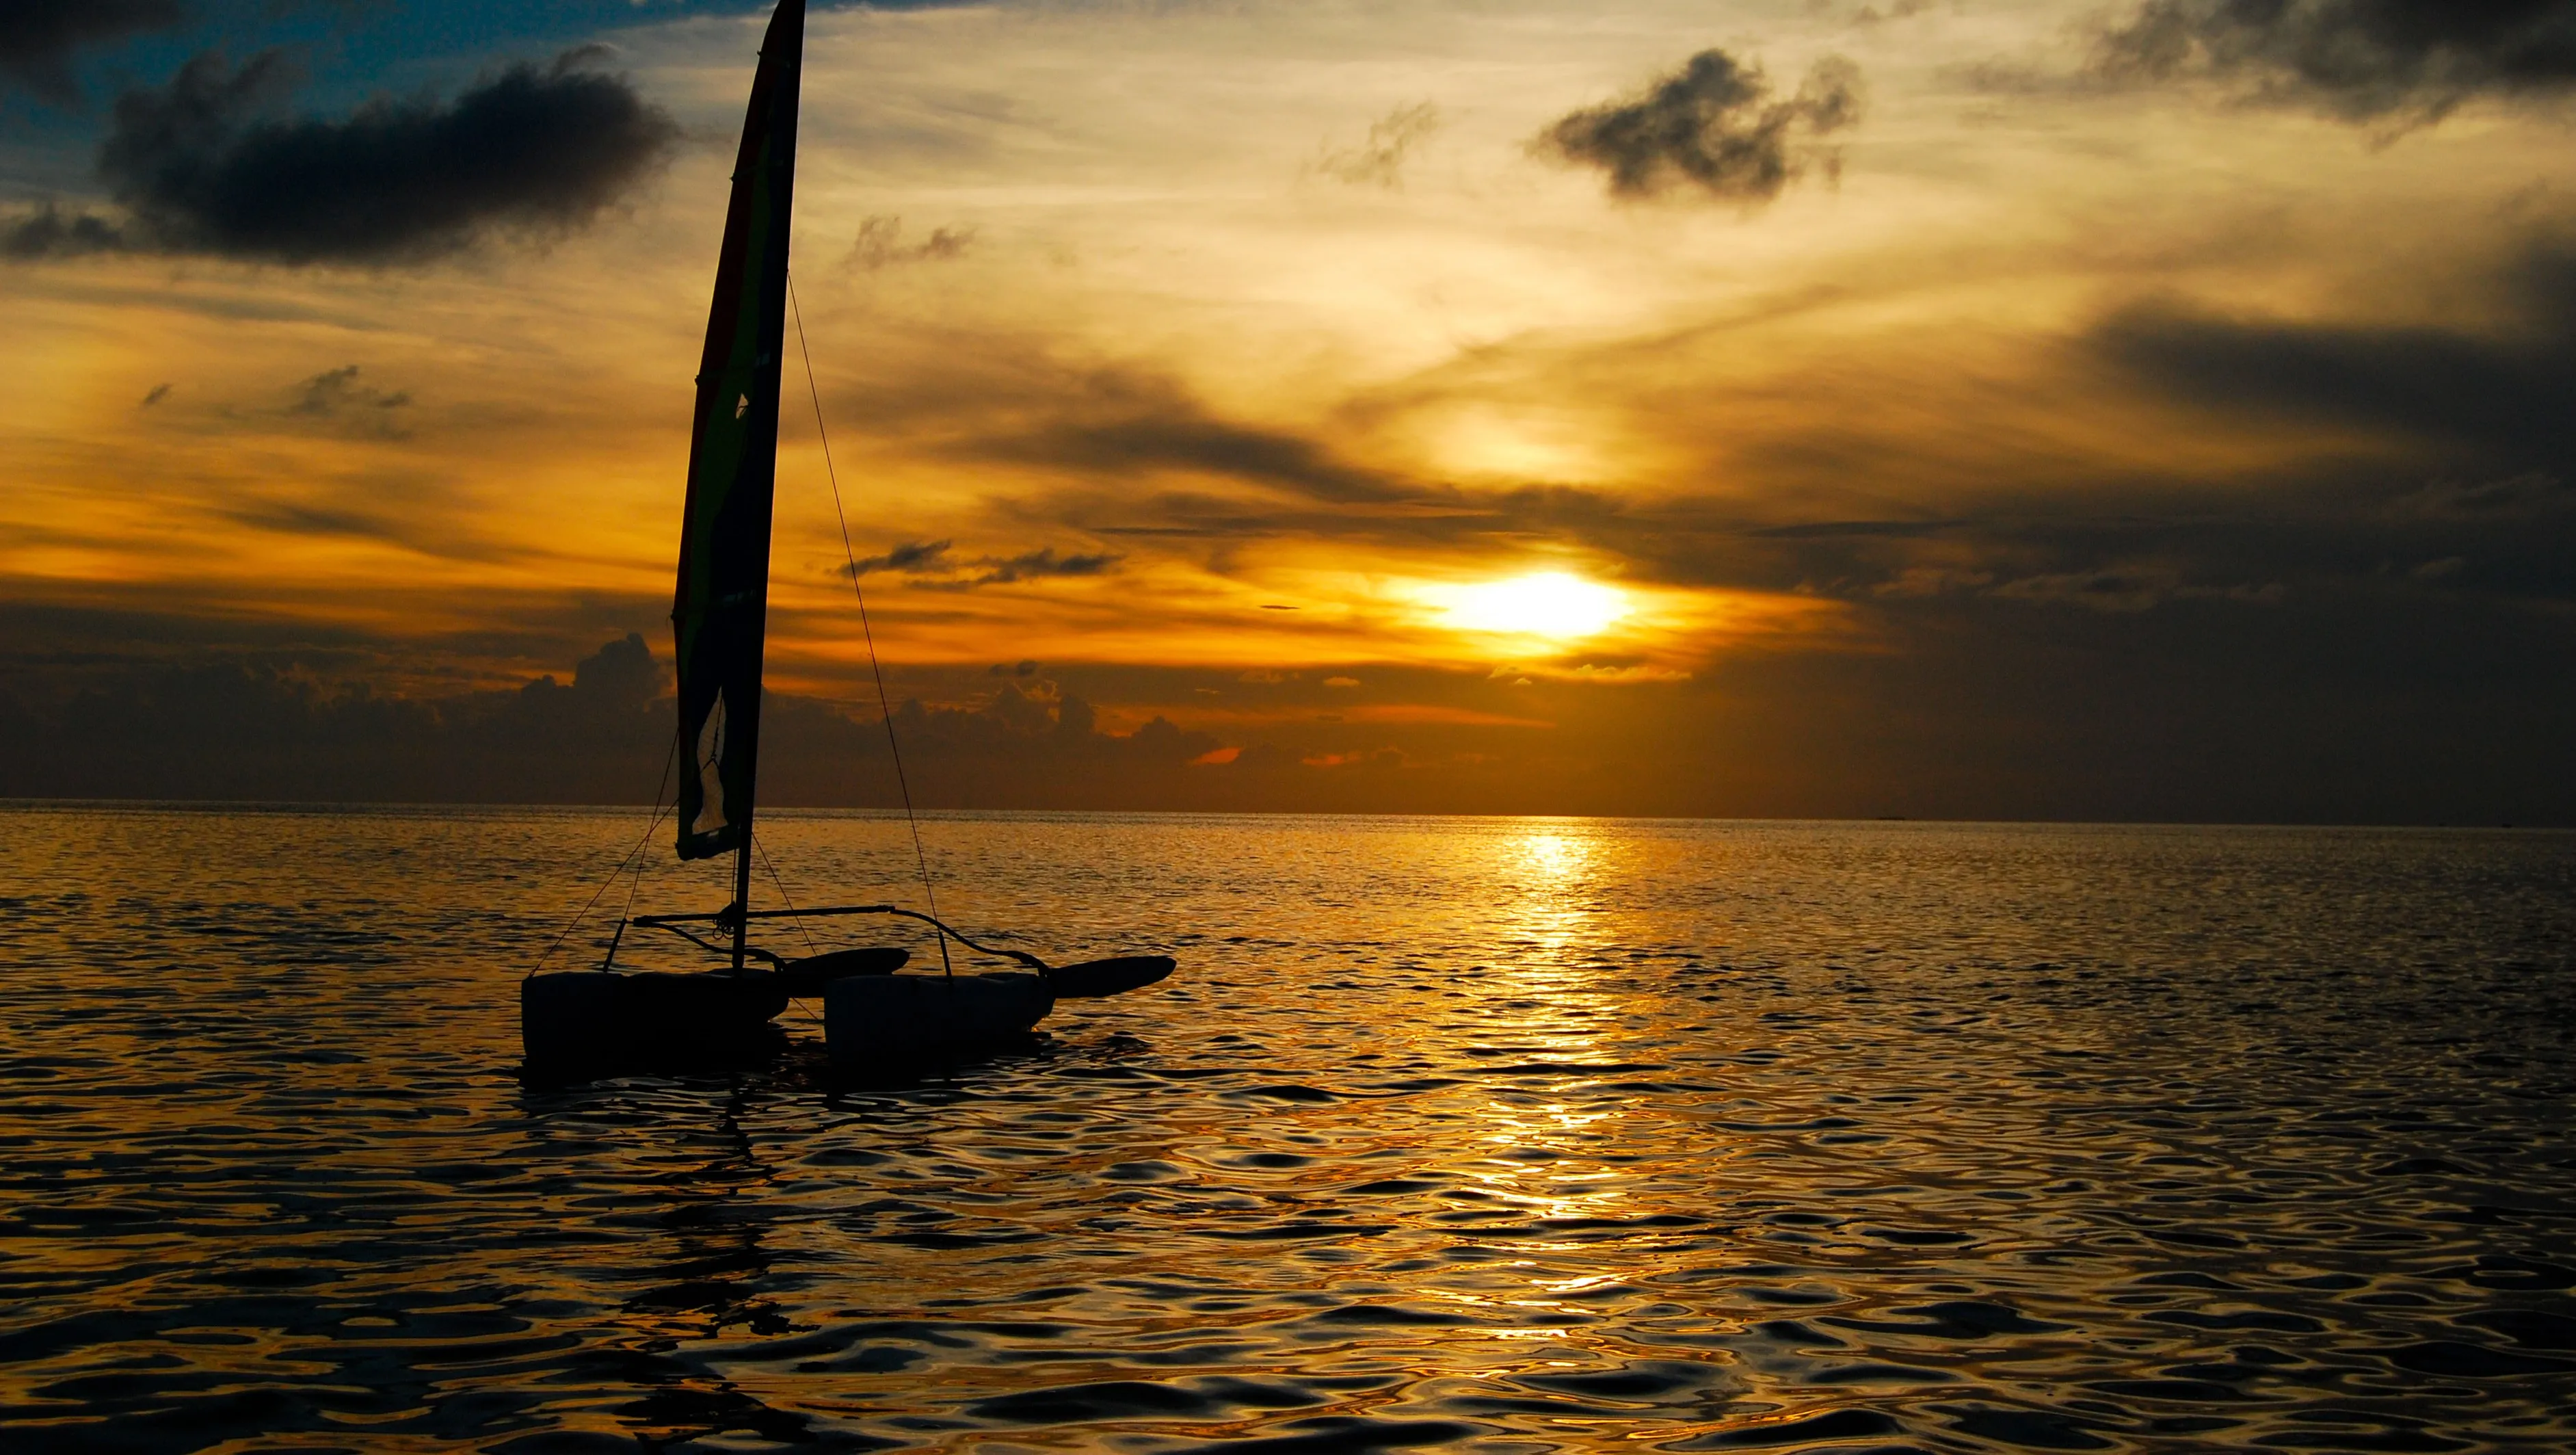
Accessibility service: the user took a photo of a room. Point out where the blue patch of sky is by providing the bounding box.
[5,1,980,189]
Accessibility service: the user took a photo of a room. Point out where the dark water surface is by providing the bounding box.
[4,807,2574,1453]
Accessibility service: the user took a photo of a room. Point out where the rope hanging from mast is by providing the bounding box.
[527,731,680,981]
[787,270,954,977]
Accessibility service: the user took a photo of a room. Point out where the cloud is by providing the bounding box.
[5,46,678,264]
[289,363,409,416]
[0,0,185,105]
[2090,0,2576,123]
[1564,661,1691,683]
[1755,518,1958,539]
[2090,241,2576,464]
[571,630,663,709]
[967,373,1413,504]
[834,250,2570,666]
[1873,564,1994,598]
[850,538,1121,588]
[2,204,127,259]
[274,364,412,438]
[970,547,1119,584]
[1850,0,1933,26]
[0,633,1252,809]
[1989,568,2286,612]
[2393,471,2569,519]
[849,539,954,575]
[1537,49,1863,202]
[1315,101,1441,189]
[919,547,1122,589]
[847,213,974,270]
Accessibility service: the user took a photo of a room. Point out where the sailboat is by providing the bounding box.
[520,0,1173,1078]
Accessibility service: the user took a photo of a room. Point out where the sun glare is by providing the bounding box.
[1435,572,1629,640]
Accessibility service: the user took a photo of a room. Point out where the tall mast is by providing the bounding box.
[732,833,756,971]
[669,0,806,973]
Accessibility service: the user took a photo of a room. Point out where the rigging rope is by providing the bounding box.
[529,730,680,980]
[753,831,819,958]
[787,270,953,977]
[600,840,648,969]
[752,833,823,1023]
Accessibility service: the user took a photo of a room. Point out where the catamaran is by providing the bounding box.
[521,0,1172,1077]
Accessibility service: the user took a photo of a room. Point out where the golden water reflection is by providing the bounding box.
[12,808,2571,1452]
[1496,826,1602,962]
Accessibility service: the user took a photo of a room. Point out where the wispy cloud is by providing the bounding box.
[1314,101,1441,189]
[284,365,414,437]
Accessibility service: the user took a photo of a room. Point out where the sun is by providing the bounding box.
[1432,571,1630,640]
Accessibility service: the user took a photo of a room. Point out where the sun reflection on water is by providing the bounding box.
[1521,831,1581,878]
[1498,827,1599,960]
[1453,827,1654,1333]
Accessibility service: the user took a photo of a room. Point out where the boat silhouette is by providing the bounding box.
[521,0,1171,1079]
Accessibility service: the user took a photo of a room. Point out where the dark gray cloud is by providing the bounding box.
[6,45,677,264]
[0,633,1245,811]
[3,581,2571,821]
[0,631,674,806]
[2091,241,2576,463]
[12,611,2567,822]
[0,0,186,104]
[1538,49,1863,202]
[967,378,1413,505]
[843,534,1123,589]
[962,547,1120,585]
[848,539,954,576]
[851,540,1123,590]
[2093,0,2576,122]
[846,214,974,270]
[2,205,127,259]
[804,349,1420,508]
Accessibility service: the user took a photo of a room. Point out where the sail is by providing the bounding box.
[674,0,806,862]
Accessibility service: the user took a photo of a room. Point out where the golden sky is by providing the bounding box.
[5,0,2573,820]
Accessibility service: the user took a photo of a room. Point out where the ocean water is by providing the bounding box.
[2,806,2573,1454]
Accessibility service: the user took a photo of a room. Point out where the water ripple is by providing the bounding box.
[0,807,2571,1452]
